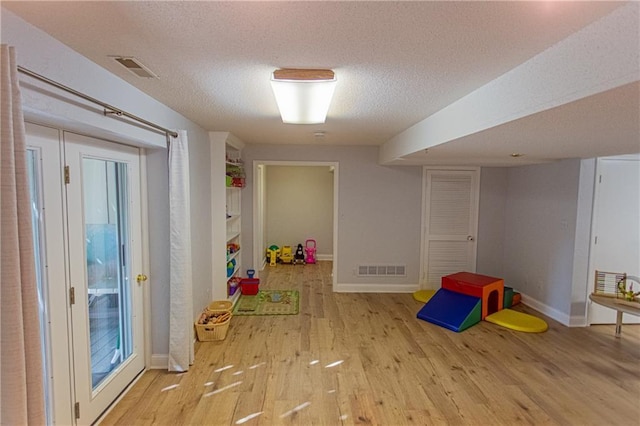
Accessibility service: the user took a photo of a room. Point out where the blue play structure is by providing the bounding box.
[416,288,481,332]
[416,272,547,333]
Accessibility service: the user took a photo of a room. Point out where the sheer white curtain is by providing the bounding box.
[0,44,46,424]
[168,130,195,372]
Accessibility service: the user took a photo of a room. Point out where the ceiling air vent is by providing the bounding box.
[112,56,158,78]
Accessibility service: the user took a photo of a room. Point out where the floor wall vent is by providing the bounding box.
[357,265,406,277]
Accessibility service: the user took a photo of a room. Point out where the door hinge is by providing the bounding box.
[595,236,598,245]
[74,402,80,419]
[64,165,70,184]
[598,174,602,184]
[69,287,75,305]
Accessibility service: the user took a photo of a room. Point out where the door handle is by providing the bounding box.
[136,274,148,283]
[467,236,474,241]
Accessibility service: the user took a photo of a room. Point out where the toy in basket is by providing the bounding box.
[305,239,316,264]
[195,301,232,341]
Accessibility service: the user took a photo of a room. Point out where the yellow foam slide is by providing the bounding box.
[413,289,436,303]
[485,308,548,333]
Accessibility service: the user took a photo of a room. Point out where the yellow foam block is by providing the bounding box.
[413,289,436,303]
[485,309,548,333]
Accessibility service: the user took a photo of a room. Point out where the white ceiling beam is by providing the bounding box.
[379,2,640,165]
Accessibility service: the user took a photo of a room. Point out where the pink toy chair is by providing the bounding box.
[305,239,317,264]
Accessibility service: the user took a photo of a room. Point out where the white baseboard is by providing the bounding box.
[257,258,266,271]
[149,354,168,369]
[569,315,588,327]
[335,283,419,293]
[520,294,570,326]
[259,257,332,268]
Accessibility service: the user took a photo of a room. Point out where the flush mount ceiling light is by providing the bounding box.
[270,69,337,124]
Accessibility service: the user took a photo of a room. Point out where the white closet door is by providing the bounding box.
[422,169,480,289]
[589,157,640,324]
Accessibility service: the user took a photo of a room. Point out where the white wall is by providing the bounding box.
[476,168,508,278]
[243,145,424,291]
[265,166,334,257]
[2,8,212,360]
[503,159,582,323]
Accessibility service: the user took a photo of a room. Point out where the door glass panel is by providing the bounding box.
[83,158,132,389]
[27,148,53,424]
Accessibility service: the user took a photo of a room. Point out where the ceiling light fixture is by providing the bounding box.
[270,69,337,124]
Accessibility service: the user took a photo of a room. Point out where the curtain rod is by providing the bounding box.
[17,65,178,139]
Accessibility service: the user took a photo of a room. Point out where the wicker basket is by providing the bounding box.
[195,313,232,341]
[206,300,232,314]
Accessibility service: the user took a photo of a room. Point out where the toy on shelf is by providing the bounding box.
[305,239,317,264]
[226,243,240,259]
[227,259,236,278]
[293,243,305,265]
[267,245,280,266]
[281,245,293,264]
[228,276,242,296]
[225,158,245,188]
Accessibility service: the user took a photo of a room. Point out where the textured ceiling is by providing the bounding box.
[3,1,639,165]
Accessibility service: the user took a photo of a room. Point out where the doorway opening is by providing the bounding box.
[253,161,339,290]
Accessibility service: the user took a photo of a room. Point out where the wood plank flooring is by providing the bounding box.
[101,262,640,425]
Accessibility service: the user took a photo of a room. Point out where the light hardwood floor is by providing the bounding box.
[101,262,640,425]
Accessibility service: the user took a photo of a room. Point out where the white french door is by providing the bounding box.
[26,123,145,425]
[421,168,480,289]
[26,123,70,425]
[65,132,145,423]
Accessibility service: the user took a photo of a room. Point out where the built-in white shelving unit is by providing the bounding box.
[209,132,245,305]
